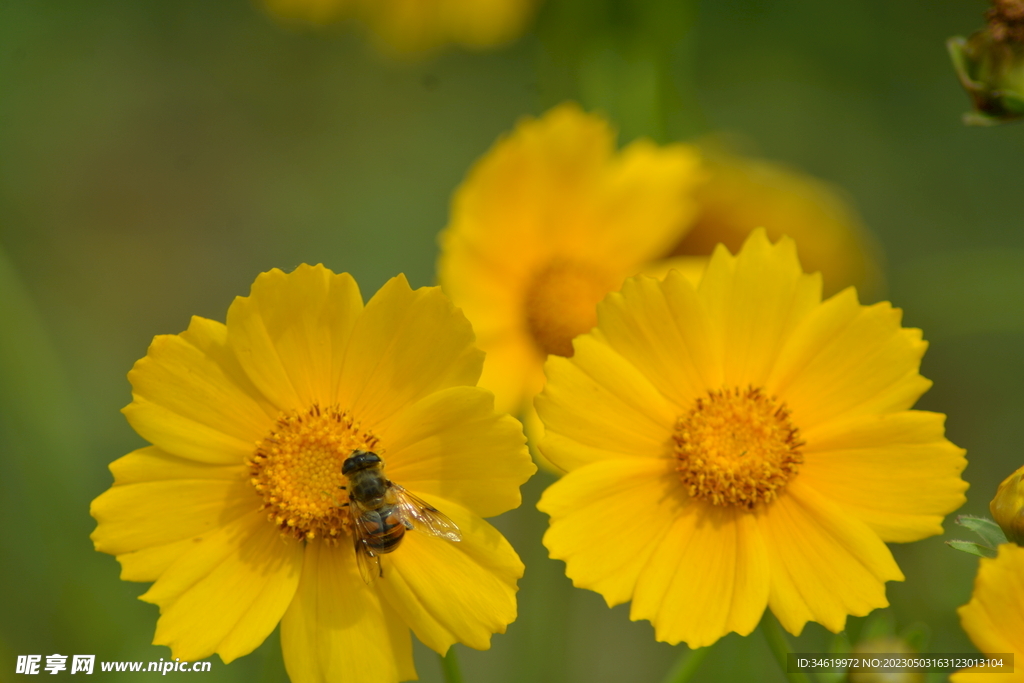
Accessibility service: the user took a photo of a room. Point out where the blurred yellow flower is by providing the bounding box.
[537,229,966,648]
[990,464,1024,544]
[669,152,883,299]
[437,103,703,425]
[952,543,1024,683]
[263,0,540,53]
[90,265,534,683]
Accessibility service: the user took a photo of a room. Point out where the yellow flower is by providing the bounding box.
[263,0,540,53]
[990,464,1024,544]
[90,265,535,683]
[536,229,966,648]
[952,543,1024,683]
[437,102,703,425]
[669,152,883,299]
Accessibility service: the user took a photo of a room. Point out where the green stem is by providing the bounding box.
[659,645,711,683]
[760,612,814,683]
[534,0,705,142]
[439,646,465,683]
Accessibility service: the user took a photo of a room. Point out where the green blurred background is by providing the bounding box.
[1,0,1022,681]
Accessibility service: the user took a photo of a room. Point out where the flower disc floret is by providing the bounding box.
[524,259,617,357]
[674,387,803,508]
[250,405,379,541]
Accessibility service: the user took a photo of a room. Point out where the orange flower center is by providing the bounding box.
[523,259,617,357]
[673,387,803,509]
[249,404,379,541]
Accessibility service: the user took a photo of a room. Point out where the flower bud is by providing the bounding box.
[948,0,1024,125]
[990,464,1024,544]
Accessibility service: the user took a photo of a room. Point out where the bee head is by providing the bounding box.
[342,449,382,475]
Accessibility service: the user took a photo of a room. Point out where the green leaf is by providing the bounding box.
[947,36,980,90]
[946,539,997,558]
[955,515,1008,548]
[999,90,1024,115]
[963,111,1007,126]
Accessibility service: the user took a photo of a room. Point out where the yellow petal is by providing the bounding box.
[281,542,415,683]
[97,449,254,580]
[123,316,275,465]
[536,333,677,471]
[952,544,1024,683]
[638,256,708,286]
[90,448,252,561]
[596,271,720,410]
[377,498,522,653]
[308,0,539,53]
[767,288,931,428]
[477,334,546,416]
[584,137,702,268]
[538,457,686,607]
[380,386,533,518]
[182,315,280,415]
[439,235,528,341]
[439,229,541,417]
[800,411,967,541]
[339,275,483,427]
[226,264,364,411]
[107,445,247,484]
[521,401,565,474]
[446,104,612,255]
[758,479,903,635]
[117,537,209,583]
[629,500,770,648]
[142,511,304,663]
[699,228,822,388]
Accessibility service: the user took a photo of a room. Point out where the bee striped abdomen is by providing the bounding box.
[360,509,406,554]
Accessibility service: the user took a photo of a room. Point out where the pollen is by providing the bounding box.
[673,387,804,509]
[523,259,617,357]
[249,404,379,542]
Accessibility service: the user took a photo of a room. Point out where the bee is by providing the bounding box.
[341,449,461,583]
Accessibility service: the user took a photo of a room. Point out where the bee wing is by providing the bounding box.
[351,515,383,585]
[389,483,462,542]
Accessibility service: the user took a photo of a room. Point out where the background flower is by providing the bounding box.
[90,265,534,682]
[667,150,884,300]
[263,0,540,54]
[951,543,1024,683]
[437,102,703,424]
[537,230,967,648]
